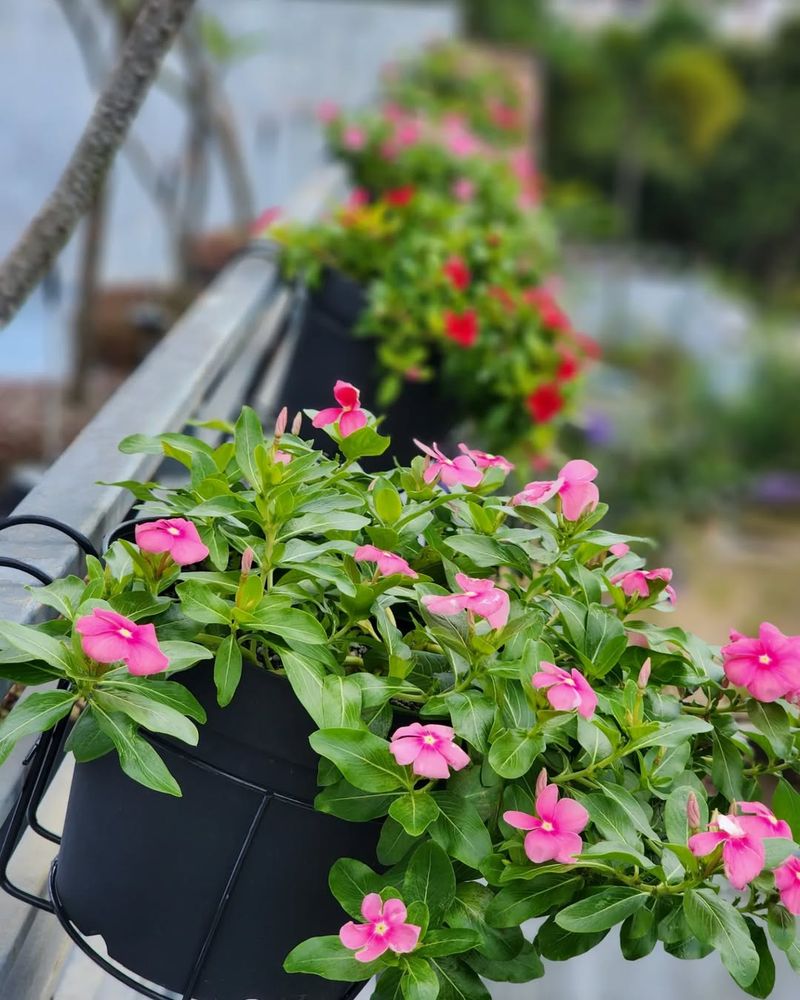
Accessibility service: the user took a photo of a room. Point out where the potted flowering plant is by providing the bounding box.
[1,383,798,999]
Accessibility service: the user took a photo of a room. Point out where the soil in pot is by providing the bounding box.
[55,664,378,1000]
[279,269,459,466]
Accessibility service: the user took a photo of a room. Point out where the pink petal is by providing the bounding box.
[532,671,560,690]
[355,934,390,963]
[536,783,560,822]
[440,461,482,488]
[124,636,169,676]
[553,797,590,834]
[413,439,438,460]
[503,810,538,831]
[688,831,727,857]
[424,724,456,740]
[361,893,384,922]
[572,671,598,719]
[438,740,470,771]
[134,522,173,554]
[79,631,131,664]
[340,922,372,951]
[386,923,421,954]
[333,380,360,409]
[423,463,441,485]
[422,593,471,617]
[553,831,584,864]
[546,682,583,713]
[747,667,793,702]
[454,572,493,593]
[473,589,510,630]
[169,535,210,566]
[412,746,451,779]
[389,736,422,766]
[523,828,562,863]
[354,545,382,563]
[723,836,765,890]
[512,479,562,506]
[559,459,598,484]
[382,899,407,925]
[392,722,425,740]
[722,655,757,689]
[312,406,343,428]
[339,408,367,438]
[560,481,599,521]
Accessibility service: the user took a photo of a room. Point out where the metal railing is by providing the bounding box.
[0,162,348,997]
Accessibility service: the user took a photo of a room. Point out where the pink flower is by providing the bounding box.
[423,572,510,630]
[637,657,652,688]
[532,661,597,719]
[504,783,589,864]
[611,567,675,603]
[389,722,469,779]
[458,443,514,473]
[393,119,422,148]
[316,100,340,124]
[774,856,800,916]
[609,542,630,557]
[340,894,421,963]
[385,185,415,207]
[687,791,701,830]
[512,459,599,521]
[346,187,370,209]
[444,124,482,158]
[343,125,366,151]
[443,309,478,347]
[737,802,793,839]
[452,177,475,202]
[76,609,168,676]
[689,813,768,890]
[312,380,368,437]
[524,287,573,335]
[134,518,209,566]
[274,450,292,465]
[721,622,800,703]
[250,206,281,236]
[414,440,483,488]
[354,545,418,579]
[443,255,471,292]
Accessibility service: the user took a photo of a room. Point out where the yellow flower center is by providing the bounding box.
[374,922,388,935]
[541,820,554,832]
[167,526,180,536]
[758,654,772,665]
[423,734,437,745]
[118,628,133,639]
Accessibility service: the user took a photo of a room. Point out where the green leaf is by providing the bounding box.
[712,732,744,803]
[445,883,522,962]
[625,716,713,752]
[100,677,206,723]
[280,648,327,727]
[445,692,495,753]
[583,605,627,676]
[92,705,180,796]
[430,957,491,1000]
[234,406,265,489]
[176,580,232,625]
[487,729,544,779]
[762,838,796,869]
[556,887,648,932]
[377,815,419,865]
[404,842,456,923]
[0,621,71,672]
[766,905,796,952]
[28,576,89,620]
[390,792,440,837]
[748,700,791,759]
[535,917,608,960]
[465,940,544,983]
[374,969,404,1000]
[315,779,399,821]
[339,425,391,462]
[64,708,114,762]
[328,858,382,919]
[245,605,327,646]
[597,783,658,840]
[283,935,377,981]
[159,640,213,673]
[576,716,613,766]
[416,929,482,959]
[321,675,363,729]
[374,478,404,523]
[773,779,800,841]
[188,622,228,696]
[402,957,439,1000]
[310,728,408,792]
[430,791,492,869]
[0,689,77,763]
[486,874,583,927]
[280,510,370,540]
[741,919,775,999]
[92,689,198,746]
[683,888,759,988]
[583,793,642,849]
[620,904,657,960]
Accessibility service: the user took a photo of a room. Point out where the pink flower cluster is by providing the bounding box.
[722,622,800,703]
[504,779,589,864]
[689,802,796,906]
[340,893,421,963]
[513,459,599,521]
[76,608,168,676]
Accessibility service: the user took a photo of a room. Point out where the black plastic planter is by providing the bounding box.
[53,665,378,1000]
[280,269,458,465]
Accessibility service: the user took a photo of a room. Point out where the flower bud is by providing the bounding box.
[637,657,651,689]
[241,547,254,576]
[687,791,701,830]
[535,767,548,798]
[291,411,303,436]
[274,406,288,438]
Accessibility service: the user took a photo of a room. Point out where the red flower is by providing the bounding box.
[556,349,580,382]
[525,287,573,335]
[527,383,564,423]
[385,186,415,207]
[443,256,470,292]
[444,310,479,348]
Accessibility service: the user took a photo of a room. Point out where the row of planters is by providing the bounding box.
[263,43,600,469]
[0,388,799,999]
